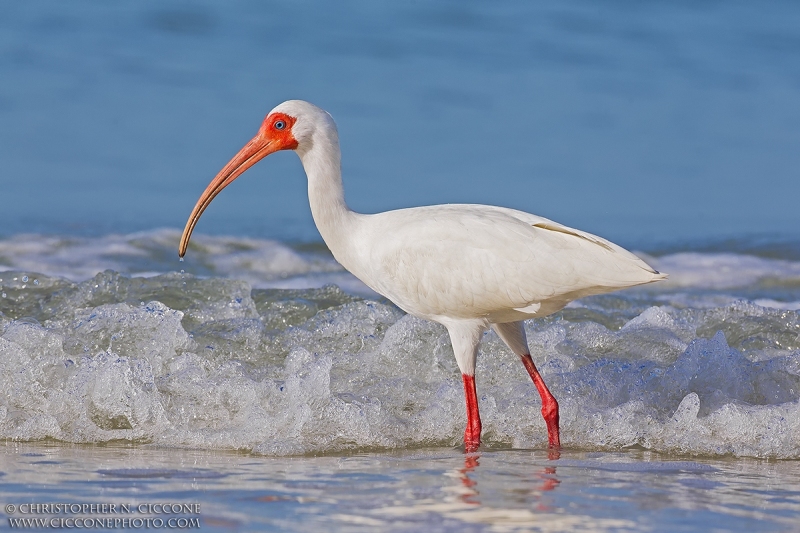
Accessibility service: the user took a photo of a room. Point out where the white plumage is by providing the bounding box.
[180,100,666,451]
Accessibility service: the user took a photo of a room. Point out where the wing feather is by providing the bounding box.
[361,204,665,320]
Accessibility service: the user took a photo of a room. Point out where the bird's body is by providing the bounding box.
[180,100,666,451]
[343,203,659,322]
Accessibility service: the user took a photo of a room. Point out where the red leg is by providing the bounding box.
[519,354,560,448]
[461,374,482,452]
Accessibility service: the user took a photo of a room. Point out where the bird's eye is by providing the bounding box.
[274,120,285,130]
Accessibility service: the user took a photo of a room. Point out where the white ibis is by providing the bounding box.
[179,100,666,451]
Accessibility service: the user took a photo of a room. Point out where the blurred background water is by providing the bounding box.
[2,0,799,246]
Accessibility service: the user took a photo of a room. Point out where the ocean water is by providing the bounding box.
[3,443,800,532]
[2,0,800,531]
[1,230,800,459]
[2,0,800,241]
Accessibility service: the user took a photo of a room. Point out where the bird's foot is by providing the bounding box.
[541,399,560,448]
[547,447,561,461]
[463,435,481,453]
[463,419,482,452]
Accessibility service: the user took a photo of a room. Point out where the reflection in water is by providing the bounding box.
[4,444,798,531]
[453,450,562,510]
[533,465,561,513]
[457,453,480,505]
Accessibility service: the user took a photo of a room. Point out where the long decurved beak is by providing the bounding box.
[179,133,278,257]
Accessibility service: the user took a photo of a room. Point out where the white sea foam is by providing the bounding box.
[0,266,798,458]
[0,229,376,295]
[2,233,800,456]
[649,252,800,290]
[752,299,800,311]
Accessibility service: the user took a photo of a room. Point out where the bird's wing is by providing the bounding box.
[480,205,635,255]
[362,204,664,320]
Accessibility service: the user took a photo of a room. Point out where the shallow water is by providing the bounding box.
[1,443,799,532]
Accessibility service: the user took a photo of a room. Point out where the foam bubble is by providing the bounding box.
[1,234,800,457]
[0,268,798,457]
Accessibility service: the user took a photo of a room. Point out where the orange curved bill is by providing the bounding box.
[179,134,277,257]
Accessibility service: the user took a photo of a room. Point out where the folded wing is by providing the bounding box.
[364,204,665,321]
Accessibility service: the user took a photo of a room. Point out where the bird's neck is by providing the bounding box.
[297,133,359,259]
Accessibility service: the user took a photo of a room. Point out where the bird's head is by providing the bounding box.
[178,100,335,257]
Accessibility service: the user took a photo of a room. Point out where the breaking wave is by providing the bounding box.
[1,231,799,457]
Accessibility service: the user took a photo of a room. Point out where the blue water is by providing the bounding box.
[3,444,800,533]
[2,1,800,243]
[3,2,800,531]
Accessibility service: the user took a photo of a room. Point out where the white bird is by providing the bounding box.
[179,100,666,451]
